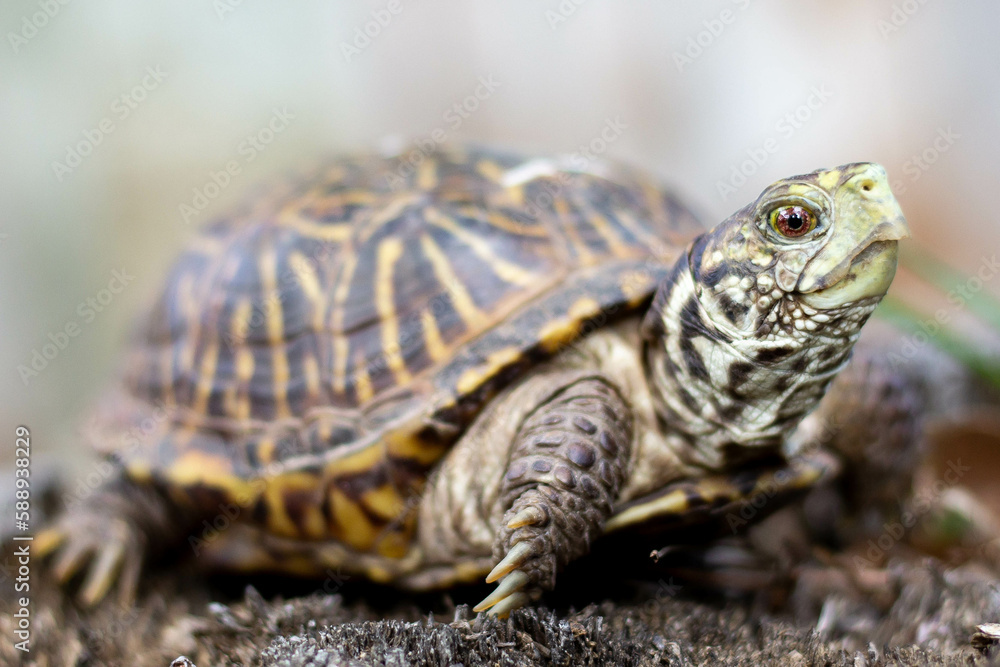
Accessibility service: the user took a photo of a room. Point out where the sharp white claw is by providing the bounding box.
[472,570,529,613]
[506,506,546,529]
[488,591,530,618]
[485,541,534,584]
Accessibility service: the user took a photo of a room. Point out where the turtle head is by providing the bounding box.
[690,163,909,337]
[788,164,909,308]
[643,164,908,468]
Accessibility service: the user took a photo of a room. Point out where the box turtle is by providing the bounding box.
[38,145,910,617]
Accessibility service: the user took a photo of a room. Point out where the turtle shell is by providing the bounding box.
[91,145,705,556]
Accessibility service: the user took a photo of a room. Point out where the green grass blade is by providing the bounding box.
[875,295,1000,391]
[900,245,1000,332]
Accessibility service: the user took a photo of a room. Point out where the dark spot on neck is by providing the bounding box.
[680,297,730,344]
[689,234,709,277]
[772,374,792,393]
[690,234,728,288]
[727,361,754,390]
[756,346,794,363]
[642,259,687,340]
[700,263,728,290]
[717,292,749,325]
[718,402,745,421]
[680,335,709,383]
[675,383,701,413]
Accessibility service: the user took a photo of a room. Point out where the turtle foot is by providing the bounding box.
[38,509,144,607]
[38,476,179,607]
[475,377,633,617]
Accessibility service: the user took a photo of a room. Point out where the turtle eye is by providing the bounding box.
[769,206,816,238]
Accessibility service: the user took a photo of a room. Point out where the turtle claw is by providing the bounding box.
[473,569,530,613]
[34,527,65,558]
[488,591,530,618]
[485,541,534,584]
[79,531,128,606]
[42,512,143,607]
[476,537,543,617]
[51,534,94,584]
[506,506,546,530]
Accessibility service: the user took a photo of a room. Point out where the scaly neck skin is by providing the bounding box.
[643,236,880,470]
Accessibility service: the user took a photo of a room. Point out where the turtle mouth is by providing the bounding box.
[798,239,900,309]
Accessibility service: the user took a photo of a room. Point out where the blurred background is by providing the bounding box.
[1,1,999,471]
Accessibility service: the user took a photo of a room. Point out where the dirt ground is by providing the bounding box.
[4,381,999,666]
[1,541,997,666]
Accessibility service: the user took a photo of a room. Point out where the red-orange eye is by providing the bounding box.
[770,206,816,238]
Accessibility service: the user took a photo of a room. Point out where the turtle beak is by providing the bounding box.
[798,164,909,309]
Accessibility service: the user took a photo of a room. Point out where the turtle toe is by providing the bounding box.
[42,510,145,607]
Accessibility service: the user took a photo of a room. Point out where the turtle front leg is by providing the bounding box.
[474,377,632,616]
[37,473,183,606]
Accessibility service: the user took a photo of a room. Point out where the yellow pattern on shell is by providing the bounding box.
[425,209,542,287]
[374,237,411,385]
[288,251,325,332]
[419,232,488,329]
[259,246,291,418]
[302,353,321,406]
[331,250,359,395]
[352,350,375,403]
[261,472,324,538]
[192,343,219,416]
[420,308,449,362]
[537,318,581,354]
[330,488,379,551]
[455,346,524,395]
[362,484,408,522]
[374,529,412,560]
[385,427,448,464]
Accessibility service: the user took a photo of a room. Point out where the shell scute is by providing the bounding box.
[97,145,704,549]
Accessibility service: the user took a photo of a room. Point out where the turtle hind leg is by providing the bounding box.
[474,377,633,617]
[37,474,180,607]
